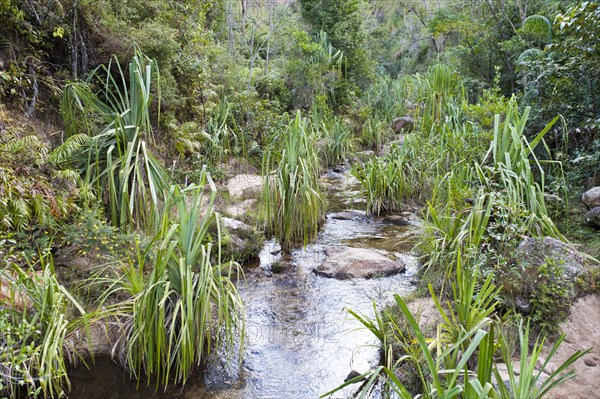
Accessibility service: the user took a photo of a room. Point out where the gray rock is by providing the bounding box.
[391,116,415,134]
[517,236,586,281]
[544,193,563,203]
[582,187,600,209]
[226,198,257,218]
[382,214,411,226]
[329,210,366,221]
[585,207,600,228]
[227,174,264,200]
[315,247,405,279]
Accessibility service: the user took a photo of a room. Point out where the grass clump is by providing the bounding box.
[262,111,325,251]
[0,256,88,398]
[105,170,244,387]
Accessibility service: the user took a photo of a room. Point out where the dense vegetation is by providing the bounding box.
[1,0,599,397]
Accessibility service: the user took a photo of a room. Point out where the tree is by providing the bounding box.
[298,0,374,92]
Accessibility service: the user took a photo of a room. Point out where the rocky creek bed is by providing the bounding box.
[67,168,421,398]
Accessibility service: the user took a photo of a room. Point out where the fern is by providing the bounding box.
[48,134,91,165]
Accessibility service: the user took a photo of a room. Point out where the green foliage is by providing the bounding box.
[324,252,587,399]
[0,256,88,398]
[496,319,590,399]
[299,0,374,91]
[110,171,243,387]
[58,48,171,230]
[59,208,138,266]
[262,111,325,251]
[310,108,353,166]
[0,126,81,232]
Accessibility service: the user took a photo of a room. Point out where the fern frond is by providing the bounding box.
[49,133,91,165]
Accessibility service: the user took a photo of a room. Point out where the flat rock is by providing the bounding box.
[227,174,264,200]
[315,247,405,279]
[582,187,600,209]
[329,210,366,221]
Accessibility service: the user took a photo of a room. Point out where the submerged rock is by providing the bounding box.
[585,207,600,228]
[582,187,600,209]
[315,246,405,279]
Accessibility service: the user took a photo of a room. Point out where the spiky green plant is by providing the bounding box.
[262,111,324,251]
[0,256,87,398]
[322,251,587,399]
[110,169,243,388]
[56,47,170,230]
[318,116,353,166]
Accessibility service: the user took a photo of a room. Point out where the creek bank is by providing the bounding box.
[544,294,600,399]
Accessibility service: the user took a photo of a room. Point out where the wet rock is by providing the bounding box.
[382,214,411,226]
[344,370,364,382]
[585,207,600,228]
[582,187,600,209]
[329,210,366,221]
[517,237,586,281]
[391,116,415,134]
[315,247,405,279]
[227,174,264,200]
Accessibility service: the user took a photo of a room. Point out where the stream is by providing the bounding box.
[68,169,420,398]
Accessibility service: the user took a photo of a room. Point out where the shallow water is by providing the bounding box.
[68,169,419,399]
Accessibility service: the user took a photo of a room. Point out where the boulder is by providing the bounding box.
[391,116,416,134]
[582,187,600,209]
[517,236,586,281]
[315,247,405,279]
[227,174,264,200]
[0,270,44,311]
[542,294,600,399]
[66,321,122,358]
[585,207,600,228]
[382,214,412,226]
